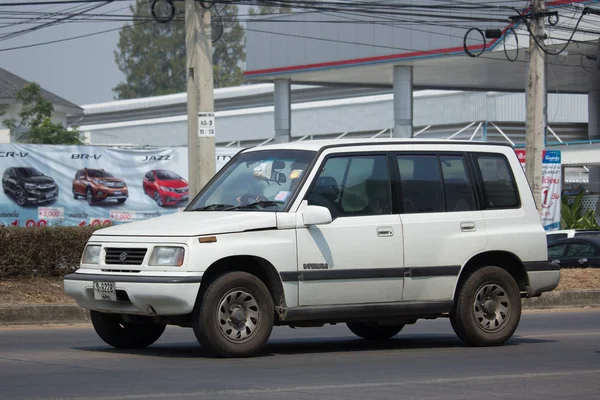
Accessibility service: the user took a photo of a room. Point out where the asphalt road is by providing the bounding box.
[1,309,599,400]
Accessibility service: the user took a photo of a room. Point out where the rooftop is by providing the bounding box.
[245,137,514,152]
[0,67,82,114]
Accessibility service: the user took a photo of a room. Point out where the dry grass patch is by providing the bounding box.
[555,268,600,291]
[0,277,75,305]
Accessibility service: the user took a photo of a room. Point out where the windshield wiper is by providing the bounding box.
[225,200,284,210]
[190,203,235,211]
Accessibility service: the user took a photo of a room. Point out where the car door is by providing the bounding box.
[397,152,487,301]
[143,172,154,195]
[296,152,404,306]
[547,241,568,266]
[561,241,598,268]
[74,171,86,195]
[1,168,13,192]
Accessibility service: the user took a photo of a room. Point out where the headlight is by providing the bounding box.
[149,246,184,266]
[81,245,101,264]
[25,183,38,190]
[159,186,176,192]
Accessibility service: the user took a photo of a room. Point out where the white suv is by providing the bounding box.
[64,139,559,357]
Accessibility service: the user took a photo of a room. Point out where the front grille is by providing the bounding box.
[38,185,56,192]
[104,248,147,265]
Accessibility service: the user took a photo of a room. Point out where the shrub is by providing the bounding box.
[0,226,102,279]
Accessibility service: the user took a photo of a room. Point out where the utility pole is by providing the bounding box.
[186,0,216,197]
[525,0,546,213]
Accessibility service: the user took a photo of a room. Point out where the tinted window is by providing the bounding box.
[547,233,568,245]
[155,170,182,180]
[565,242,596,257]
[397,154,444,213]
[574,232,600,237]
[15,167,43,178]
[307,155,392,218]
[440,155,475,212]
[474,154,520,209]
[87,170,114,178]
[548,243,567,258]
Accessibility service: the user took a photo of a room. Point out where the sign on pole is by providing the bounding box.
[516,149,562,231]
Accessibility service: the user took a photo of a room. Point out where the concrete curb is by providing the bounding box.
[0,304,90,326]
[1,290,600,326]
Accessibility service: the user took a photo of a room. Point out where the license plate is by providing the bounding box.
[93,281,116,301]
[114,191,122,195]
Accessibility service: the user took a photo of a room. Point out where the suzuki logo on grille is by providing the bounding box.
[119,252,128,261]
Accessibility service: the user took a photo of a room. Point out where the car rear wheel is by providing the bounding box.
[90,311,166,349]
[450,266,521,347]
[192,271,274,358]
[346,322,404,340]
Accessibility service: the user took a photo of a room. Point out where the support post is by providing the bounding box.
[392,66,413,138]
[274,79,291,143]
[186,0,216,198]
[588,66,600,193]
[525,0,546,212]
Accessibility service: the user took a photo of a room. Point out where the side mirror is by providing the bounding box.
[550,259,561,265]
[302,205,332,226]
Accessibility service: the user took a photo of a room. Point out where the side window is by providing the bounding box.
[473,154,520,209]
[565,242,595,257]
[440,155,475,212]
[397,154,444,213]
[306,155,392,218]
[547,243,567,258]
[547,233,568,245]
[77,171,85,180]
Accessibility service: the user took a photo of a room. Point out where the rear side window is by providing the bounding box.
[440,155,475,212]
[547,243,567,258]
[397,154,445,213]
[473,154,520,209]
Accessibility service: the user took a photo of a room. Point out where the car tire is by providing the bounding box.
[154,191,163,207]
[450,266,521,347]
[15,187,27,206]
[117,198,126,204]
[90,311,166,349]
[346,322,404,340]
[192,271,274,358]
[86,187,95,206]
[72,187,79,199]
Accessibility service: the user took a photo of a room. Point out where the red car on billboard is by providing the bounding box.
[143,169,189,207]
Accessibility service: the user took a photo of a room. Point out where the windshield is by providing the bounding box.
[187,149,316,212]
[87,170,114,178]
[16,168,43,178]
[155,170,183,180]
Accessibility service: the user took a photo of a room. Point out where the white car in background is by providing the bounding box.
[546,229,600,245]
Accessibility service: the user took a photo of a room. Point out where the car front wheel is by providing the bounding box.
[192,271,274,358]
[90,311,166,349]
[450,266,521,347]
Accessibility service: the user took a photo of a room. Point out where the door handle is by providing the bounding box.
[460,222,476,232]
[377,226,394,237]
[578,258,588,264]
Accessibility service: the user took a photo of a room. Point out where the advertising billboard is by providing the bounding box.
[515,149,562,231]
[0,144,241,227]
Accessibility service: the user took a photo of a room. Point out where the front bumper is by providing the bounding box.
[27,189,58,204]
[63,272,201,316]
[525,261,561,297]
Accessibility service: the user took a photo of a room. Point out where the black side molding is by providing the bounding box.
[282,300,453,322]
[63,273,203,284]
[523,261,560,272]
[279,266,461,282]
